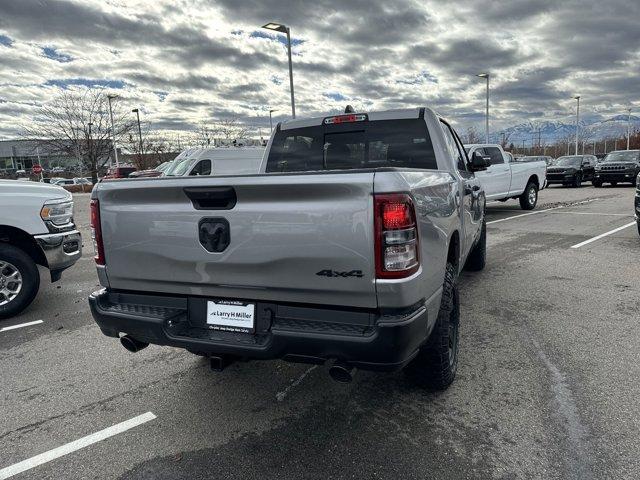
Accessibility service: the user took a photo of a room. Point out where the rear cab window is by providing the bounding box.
[265,118,437,172]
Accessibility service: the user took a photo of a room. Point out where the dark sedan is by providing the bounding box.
[546,155,597,187]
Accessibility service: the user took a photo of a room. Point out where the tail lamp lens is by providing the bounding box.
[374,194,419,279]
[90,199,105,265]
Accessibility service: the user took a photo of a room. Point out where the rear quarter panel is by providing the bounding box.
[373,170,458,319]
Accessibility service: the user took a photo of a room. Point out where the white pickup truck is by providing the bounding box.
[465,144,547,210]
[0,180,82,318]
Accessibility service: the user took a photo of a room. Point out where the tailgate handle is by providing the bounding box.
[184,187,237,210]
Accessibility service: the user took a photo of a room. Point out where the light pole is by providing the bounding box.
[476,73,489,143]
[86,122,92,180]
[269,109,275,132]
[574,95,580,155]
[132,108,144,158]
[627,108,632,150]
[262,23,296,118]
[107,94,119,167]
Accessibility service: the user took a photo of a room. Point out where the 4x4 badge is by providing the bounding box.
[316,269,363,278]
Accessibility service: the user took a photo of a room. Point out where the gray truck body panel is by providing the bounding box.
[90,107,484,369]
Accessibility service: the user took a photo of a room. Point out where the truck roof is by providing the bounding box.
[279,107,437,130]
[172,146,266,162]
[464,143,503,149]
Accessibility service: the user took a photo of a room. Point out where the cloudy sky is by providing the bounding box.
[0,0,638,139]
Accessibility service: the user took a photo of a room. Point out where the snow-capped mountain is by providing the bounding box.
[490,115,640,145]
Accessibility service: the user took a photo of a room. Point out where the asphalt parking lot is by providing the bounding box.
[1,185,638,480]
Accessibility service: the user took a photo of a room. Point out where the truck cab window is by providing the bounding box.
[266,119,437,172]
[484,147,504,165]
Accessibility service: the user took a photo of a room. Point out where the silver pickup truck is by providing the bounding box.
[88,107,488,389]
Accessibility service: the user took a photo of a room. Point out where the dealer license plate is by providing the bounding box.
[206,300,255,333]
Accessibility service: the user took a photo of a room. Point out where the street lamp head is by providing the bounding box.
[269,109,275,114]
[262,22,288,33]
[574,95,581,100]
[132,108,139,113]
[107,94,118,100]
[476,73,489,78]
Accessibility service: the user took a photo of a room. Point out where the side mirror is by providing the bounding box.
[470,151,489,171]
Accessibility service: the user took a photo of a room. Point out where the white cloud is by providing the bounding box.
[0,0,638,138]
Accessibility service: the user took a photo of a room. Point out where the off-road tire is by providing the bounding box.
[0,244,40,319]
[404,262,459,390]
[465,219,486,271]
[519,181,538,210]
[573,173,582,188]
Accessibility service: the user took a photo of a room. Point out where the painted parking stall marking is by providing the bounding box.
[487,198,603,226]
[487,206,563,225]
[0,320,43,333]
[570,222,637,249]
[0,412,156,479]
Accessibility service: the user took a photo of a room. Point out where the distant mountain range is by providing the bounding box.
[490,115,640,145]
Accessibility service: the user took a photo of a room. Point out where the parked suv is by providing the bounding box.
[594,150,640,187]
[0,180,82,318]
[546,155,597,187]
[89,107,489,390]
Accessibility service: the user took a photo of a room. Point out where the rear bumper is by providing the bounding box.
[89,289,432,372]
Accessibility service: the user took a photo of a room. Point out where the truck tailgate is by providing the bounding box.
[97,173,377,308]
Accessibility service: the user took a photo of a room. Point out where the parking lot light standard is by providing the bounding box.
[574,95,581,155]
[476,73,490,143]
[107,94,119,167]
[262,23,295,119]
[627,108,632,150]
[269,109,275,132]
[132,108,144,158]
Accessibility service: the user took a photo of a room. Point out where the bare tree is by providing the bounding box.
[217,118,249,142]
[463,126,482,144]
[499,130,513,149]
[196,118,250,146]
[23,88,135,182]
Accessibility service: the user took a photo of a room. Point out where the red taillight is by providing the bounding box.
[382,202,413,229]
[90,199,105,265]
[374,194,419,279]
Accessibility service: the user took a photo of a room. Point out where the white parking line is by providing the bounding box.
[0,320,44,332]
[570,222,636,249]
[0,412,156,480]
[549,211,631,217]
[487,198,602,226]
[487,206,563,225]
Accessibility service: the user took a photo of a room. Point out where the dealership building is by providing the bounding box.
[0,139,84,171]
